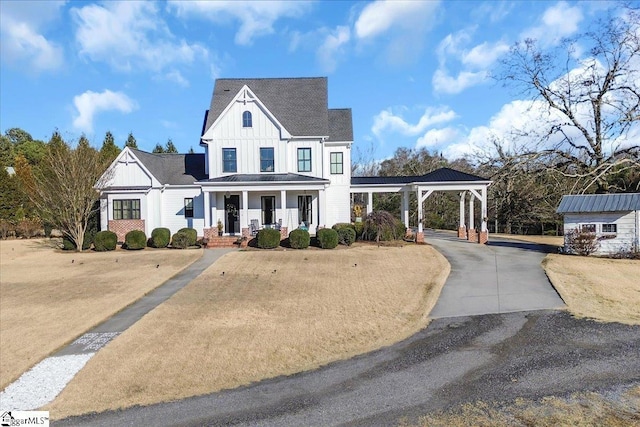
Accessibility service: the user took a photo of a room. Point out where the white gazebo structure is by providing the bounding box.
[350,168,492,243]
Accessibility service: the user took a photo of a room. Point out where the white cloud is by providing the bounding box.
[0,1,65,72]
[72,90,137,133]
[462,41,510,68]
[317,26,351,72]
[432,69,487,94]
[372,107,457,138]
[72,2,208,75]
[521,1,583,46]
[354,0,439,40]
[169,1,311,46]
[416,127,460,148]
[163,70,189,87]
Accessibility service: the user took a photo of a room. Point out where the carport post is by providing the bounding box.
[458,191,466,239]
[469,194,475,231]
[402,190,409,228]
[367,192,373,214]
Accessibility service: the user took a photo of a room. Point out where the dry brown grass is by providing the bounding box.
[0,239,202,389]
[411,385,640,427]
[543,254,640,325]
[46,244,449,418]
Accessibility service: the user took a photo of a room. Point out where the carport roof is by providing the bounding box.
[351,168,489,185]
[557,193,640,213]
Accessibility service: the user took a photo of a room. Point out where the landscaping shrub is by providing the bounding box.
[336,226,356,246]
[353,221,364,240]
[257,228,281,249]
[171,232,189,249]
[565,228,599,256]
[62,236,76,251]
[289,228,310,249]
[317,228,339,249]
[177,227,197,247]
[124,230,146,250]
[396,220,408,240]
[94,230,117,251]
[149,227,171,248]
[362,211,405,244]
[16,218,42,239]
[332,223,355,232]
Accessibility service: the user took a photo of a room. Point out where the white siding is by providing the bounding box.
[563,211,638,255]
[110,159,153,187]
[160,187,205,236]
[288,140,323,179]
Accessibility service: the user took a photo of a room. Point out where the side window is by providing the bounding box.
[242,111,252,128]
[602,223,617,233]
[581,224,596,233]
[298,148,311,172]
[260,148,274,172]
[330,152,343,174]
[222,148,237,173]
[184,198,194,218]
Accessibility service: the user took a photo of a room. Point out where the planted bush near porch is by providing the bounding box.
[289,228,310,249]
[124,230,146,250]
[332,224,356,246]
[317,228,339,249]
[177,228,197,247]
[171,232,190,249]
[257,228,281,249]
[362,211,405,244]
[149,228,171,248]
[94,231,117,251]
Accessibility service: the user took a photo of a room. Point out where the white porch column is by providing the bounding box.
[367,191,373,214]
[469,194,475,231]
[417,188,423,233]
[402,190,409,227]
[459,191,466,228]
[280,190,287,225]
[318,188,327,227]
[242,190,248,228]
[481,186,488,232]
[204,191,211,229]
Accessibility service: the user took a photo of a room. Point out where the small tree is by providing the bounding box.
[363,210,399,246]
[125,132,138,149]
[165,139,178,153]
[152,143,165,153]
[20,136,111,251]
[565,228,599,256]
[100,131,120,163]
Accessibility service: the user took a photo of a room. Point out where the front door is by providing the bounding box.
[225,195,240,235]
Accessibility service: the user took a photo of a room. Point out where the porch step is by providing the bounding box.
[206,236,241,248]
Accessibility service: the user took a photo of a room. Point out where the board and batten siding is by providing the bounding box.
[160,187,205,236]
[563,211,639,254]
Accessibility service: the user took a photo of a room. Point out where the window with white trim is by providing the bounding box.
[297,148,311,172]
[330,152,343,174]
[223,148,237,173]
[242,111,252,128]
[261,196,275,225]
[298,195,312,225]
[113,199,140,220]
[602,223,617,233]
[260,147,274,172]
[581,224,596,233]
[184,198,194,218]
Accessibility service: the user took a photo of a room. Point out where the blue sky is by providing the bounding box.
[0,0,622,161]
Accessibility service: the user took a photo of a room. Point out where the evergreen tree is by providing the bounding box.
[152,143,165,153]
[100,131,120,162]
[125,132,138,149]
[78,134,91,150]
[188,147,195,154]
[165,138,178,153]
[0,135,14,167]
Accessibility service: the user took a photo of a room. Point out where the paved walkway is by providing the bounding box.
[0,248,234,410]
[427,230,565,318]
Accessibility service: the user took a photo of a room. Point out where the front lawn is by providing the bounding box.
[46,244,449,418]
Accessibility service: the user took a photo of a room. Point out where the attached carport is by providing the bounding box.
[350,168,492,243]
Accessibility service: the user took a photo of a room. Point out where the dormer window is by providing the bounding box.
[242,111,252,128]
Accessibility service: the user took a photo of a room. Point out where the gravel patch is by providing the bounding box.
[0,354,94,410]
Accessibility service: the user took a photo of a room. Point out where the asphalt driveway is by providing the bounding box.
[427,230,565,318]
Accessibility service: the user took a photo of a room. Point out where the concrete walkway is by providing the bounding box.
[0,248,234,410]
[427,230,565,318]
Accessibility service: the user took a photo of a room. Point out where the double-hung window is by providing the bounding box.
[298,195,312,225]
[242,111,252,128]
[330,152,343,174]
[581,224,596,233]
[297,148,311,172]
[602,223,617,233]
[260,148,274,172]
[184,198,194,218]
[222,148,237,173]
[113,199,140,220]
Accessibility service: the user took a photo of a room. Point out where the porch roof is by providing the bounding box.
[351,168,489,186]
[199,173,329,184]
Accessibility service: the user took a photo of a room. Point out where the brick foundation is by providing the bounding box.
[279,227,288,240]
[478,230,489,244]
[108,219,145,243]
[458,226,467,239]
[467,228,477,242]
[416,231,425,244]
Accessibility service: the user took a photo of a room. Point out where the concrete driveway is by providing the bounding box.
[427,230,565,318]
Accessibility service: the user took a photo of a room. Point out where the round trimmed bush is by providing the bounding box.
[177,227,197,247]
[171,232,189,249]
[257,228,281,249]
[289,228,310,249]
[336,227,356,246]
[124,230,146,250]
[94,230,117,251]
[149,227,170,248]
[317,228,339,249]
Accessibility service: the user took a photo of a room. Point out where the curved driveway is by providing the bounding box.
[58,235,639,427]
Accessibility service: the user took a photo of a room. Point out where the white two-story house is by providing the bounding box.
[98,77,353,242]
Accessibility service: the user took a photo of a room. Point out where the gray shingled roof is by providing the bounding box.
[351,168,489,185]
[205,78,330,137]
[556,193,640,213]
[200,173,329,183]
[328,109,353,141]
[130,149,207,185]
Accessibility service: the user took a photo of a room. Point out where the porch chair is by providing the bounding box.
[250,219,259,236]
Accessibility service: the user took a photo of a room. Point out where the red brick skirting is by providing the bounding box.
[458,226,467,239]
[108,219,145,243]
[416,231,425,244]
[467,228,477,242]
[478,230,489,244]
